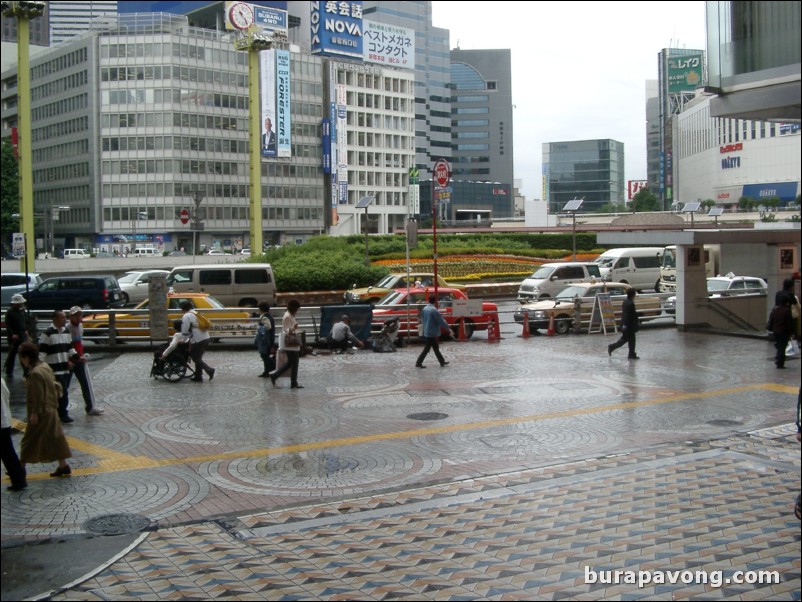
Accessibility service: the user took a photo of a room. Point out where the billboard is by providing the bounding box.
[363,21,414,69]
[666,50,704,93]
[627,180,648,200]
[260,49,291,158]
[311,0,363,59]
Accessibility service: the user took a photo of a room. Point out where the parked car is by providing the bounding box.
[517,262,602,302]
[168,250,187,257]
[345,272,467,304]
[205,249,228,256]
[117,270,171,305]
[371,287,497,340]
[514,282,664,335]
[23,275,125,310]
[664,274,767,315]
[82,292,252,340]
[1,272,43,306]
[62,248,91,259]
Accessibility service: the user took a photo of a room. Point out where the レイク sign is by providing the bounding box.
[433,159,450,188]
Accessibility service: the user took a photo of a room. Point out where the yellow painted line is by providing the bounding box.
[11,383,796,482]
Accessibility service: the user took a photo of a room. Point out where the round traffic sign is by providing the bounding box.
[433,159,450,188]
[180,208,190,225]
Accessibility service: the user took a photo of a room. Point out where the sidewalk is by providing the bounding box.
[1,326,799,600]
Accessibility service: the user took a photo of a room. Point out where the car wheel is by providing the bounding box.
[121,292,129,305]
[239,299,257,308]
[555,319,571,335]
[655,279,661,292]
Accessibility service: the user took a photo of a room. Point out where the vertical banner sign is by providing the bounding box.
[275,49,291,158]
[260,49,277,158]
[336,82,348,205]
[321,118,331,174]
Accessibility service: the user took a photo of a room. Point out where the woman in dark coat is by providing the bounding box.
[18,342,72,477]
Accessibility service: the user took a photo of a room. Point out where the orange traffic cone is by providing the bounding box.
[547,313,556,336]
[487,314,500,343]
[520,312,531,338]
[457,318,468,342]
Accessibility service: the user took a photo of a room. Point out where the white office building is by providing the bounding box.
[674,92,801,208]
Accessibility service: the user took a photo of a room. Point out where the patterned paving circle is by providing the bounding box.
[199,442,443,497]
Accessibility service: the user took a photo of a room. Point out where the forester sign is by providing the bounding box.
[311,0,363,59]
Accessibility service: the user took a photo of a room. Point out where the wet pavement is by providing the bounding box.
[1,319,800,600]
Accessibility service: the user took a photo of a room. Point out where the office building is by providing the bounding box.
[450,48,513,191]
[656,47,706,209]
[542,139,625,213]
[674,92,800,207]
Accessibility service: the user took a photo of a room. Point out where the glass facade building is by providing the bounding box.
[542,139,625,214]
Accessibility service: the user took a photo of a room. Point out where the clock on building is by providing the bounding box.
[228,2,254,31]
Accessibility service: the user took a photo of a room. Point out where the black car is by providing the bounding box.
[23,275,126,310]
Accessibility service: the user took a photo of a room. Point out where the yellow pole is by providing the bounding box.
[17,15,36,270]
[248,45,263,253]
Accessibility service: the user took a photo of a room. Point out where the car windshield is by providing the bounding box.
[594,257,615,268]
[529,266,555,279]
[556,286,592,300]
[374,275,401,289]
[118,273,142,284]
[376,290,406,305]
[707,279,730,292]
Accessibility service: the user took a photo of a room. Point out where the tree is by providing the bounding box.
[701,199,716,210]
[738,196,754,212]
[1,138,20,252]
[631,188,660,212]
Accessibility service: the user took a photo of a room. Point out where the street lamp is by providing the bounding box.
[190,191,205,263]
[356,195,375,266]
[562,198,584,261]
[49,205,69,258]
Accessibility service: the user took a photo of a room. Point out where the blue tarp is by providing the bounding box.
[319,305,373,343]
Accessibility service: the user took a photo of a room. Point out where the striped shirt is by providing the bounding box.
[39,324,77,376]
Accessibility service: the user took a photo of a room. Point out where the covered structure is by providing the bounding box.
[598,227,800,332]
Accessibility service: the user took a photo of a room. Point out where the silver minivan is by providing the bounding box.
[166,263,276,307]
[517,262,602,302]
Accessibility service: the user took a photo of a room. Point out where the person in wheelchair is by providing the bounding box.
[160,320,189,361]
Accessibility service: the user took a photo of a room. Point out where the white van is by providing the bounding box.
[594,247,664,292]
[517,262,602,302]
[63,248,91,259]
[133,247,161,258]
[166,263,276,307]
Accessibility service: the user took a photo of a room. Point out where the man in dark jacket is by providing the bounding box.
[608,288,640,360]
[4,294,29,378]
[771,297,793,369]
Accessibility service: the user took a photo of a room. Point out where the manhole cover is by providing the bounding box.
[407,412,448,421]
[83,513,152,535]
[706,419,744,427]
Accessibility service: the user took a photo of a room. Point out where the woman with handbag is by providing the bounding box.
[270,299,303,389]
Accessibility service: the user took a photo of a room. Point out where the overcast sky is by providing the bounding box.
[431,1,708,200]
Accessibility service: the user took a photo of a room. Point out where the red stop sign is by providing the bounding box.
[433,159,450,188]
[180,208,190,225]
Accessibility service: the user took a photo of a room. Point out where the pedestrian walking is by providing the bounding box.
[67,307,104,415]
[416,295,450,368]
[4,293,29,378]
[180,301,216,382]
[1,376,27,491]
[38,309,79,423]
[17,342,73,478]
[270,299,303,388]
[769,296,793,369]
[608,288,640,359]
[256,302,276,377]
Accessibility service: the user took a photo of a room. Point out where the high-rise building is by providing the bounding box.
[449,48,513,188]
[48,1,118,46]
[542,139,625,213]
[645,79,660,195]
[656,47,705,209]
[1,3,50,47]
[361,1,451,172]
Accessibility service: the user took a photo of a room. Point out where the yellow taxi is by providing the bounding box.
[82,292,253,341]
[344,272,466,304]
